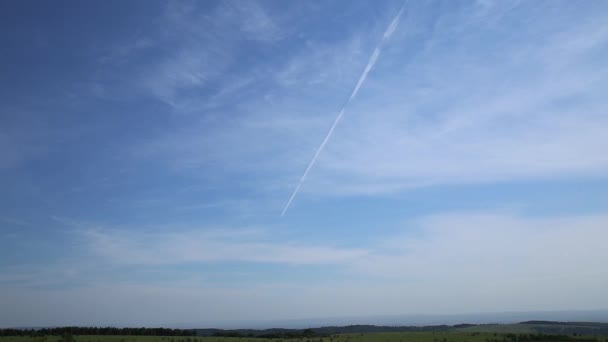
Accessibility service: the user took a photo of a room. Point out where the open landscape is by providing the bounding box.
[2,0,608,339]
[4,323,608,342]
[3,334,607,342]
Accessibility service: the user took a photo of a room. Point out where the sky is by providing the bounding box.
[1,0,608,328]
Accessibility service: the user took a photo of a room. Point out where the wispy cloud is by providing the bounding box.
[79,226,368,266]
[302,2,608,196]
[69,210,608,290]
[3,211,607,326]
[0,216,29,227]
[358,212,608,279]
[123,1,608,206]
[219,1,285,42]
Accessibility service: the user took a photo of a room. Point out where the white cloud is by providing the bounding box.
[343,212,608,314]
[79,226,368,266]
[75,211,608,291]
[120,2,608,204]
[3,212,608,326]
[141,47,227,107]
[93,1,285,108]
[359,212,608,279]
[303,5,608,196]
[220,1,284,42]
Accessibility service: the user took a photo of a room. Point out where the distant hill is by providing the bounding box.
[175,309,608,329]
[194,321,608,337]
[3,322,608,338]
[194,325,452,337]
[456,321,608,335]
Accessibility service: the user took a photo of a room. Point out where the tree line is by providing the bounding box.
[213,328,318,339]
[0,327,197,337]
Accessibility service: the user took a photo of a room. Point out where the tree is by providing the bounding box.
[303,329,315,338]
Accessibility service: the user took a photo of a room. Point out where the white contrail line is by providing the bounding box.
[281,3,407,217]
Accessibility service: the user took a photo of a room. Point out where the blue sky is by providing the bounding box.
[1,0,608,327]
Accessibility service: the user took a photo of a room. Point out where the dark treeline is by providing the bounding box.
[198,322,608,338]
[487,333,600,342]
[521,321,608,327]
[313,325,454,334]
[197,325,454,337]
[0,327,196,337]
[3,322,608,338]
[519,321,608,336]
[213,328,318,338]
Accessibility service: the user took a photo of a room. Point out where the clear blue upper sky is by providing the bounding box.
[1,0,608,327]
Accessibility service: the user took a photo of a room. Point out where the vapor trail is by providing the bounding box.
[281,3,407,216]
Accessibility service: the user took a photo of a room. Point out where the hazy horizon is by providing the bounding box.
[171,309,608,330]
[2,0,608,328]
[5,309,608,329]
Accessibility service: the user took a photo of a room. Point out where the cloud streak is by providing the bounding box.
[302,2,608,196]
[79,227,368,266]
[281,2,407,216]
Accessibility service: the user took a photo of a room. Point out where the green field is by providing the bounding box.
[2,332,608,342]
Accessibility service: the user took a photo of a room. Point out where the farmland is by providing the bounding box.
[3,322,608,342]
[2,331,608,342]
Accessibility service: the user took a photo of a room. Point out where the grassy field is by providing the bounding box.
[455,324,535,334]
[2,332,608,342]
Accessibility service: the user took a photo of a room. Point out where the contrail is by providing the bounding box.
[281,3,407,216]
